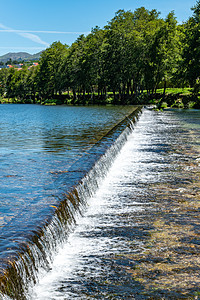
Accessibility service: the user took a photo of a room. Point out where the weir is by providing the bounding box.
[0,106,142,300]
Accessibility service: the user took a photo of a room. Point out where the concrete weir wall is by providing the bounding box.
[0,106,142,300]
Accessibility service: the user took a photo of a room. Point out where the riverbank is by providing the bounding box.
[1,88,200,109]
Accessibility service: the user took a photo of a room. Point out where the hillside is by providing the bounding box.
[0,51,42,63]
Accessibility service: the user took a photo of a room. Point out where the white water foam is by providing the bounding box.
[26,111,155,300]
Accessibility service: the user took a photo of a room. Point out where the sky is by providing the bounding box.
[0,0,197,56]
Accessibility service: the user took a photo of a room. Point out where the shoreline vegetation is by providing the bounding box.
[1,1,200,109]
[0,88,198,109]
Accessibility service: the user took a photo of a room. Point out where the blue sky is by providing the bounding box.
[0,0,197,56]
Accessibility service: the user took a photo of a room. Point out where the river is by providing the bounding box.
[29,109,200,299]
[1,107,200,299]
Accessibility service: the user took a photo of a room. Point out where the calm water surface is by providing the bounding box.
[0,104,135,265]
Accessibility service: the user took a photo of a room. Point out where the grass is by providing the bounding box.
[156,87,192,94]
[0,97,9,103]
[0,87,197,107]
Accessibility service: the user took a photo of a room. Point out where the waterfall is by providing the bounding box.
[0,107,142,300]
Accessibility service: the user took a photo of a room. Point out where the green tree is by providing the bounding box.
[0,6,189,104]
[147,12,181,95]
[66,35,87,102]
[104,8,163,102]
[80,27,107,102]
[104,10,135,102]
[131,7,163,96]
[25,66,39,102]
[5,67,17,99]
[182,1,200,90]
[0,68,8,97]
[37,41,68,99]
[8,67,29,101]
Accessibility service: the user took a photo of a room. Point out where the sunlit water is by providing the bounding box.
[0,104,136,269]
[1,106,200,299]
[27,109,200,299]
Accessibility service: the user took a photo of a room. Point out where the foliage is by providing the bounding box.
[0,2,200,106]
[37,41,68,99]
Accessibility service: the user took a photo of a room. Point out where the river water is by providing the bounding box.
[1,107,200,299]
[0,104,139,298]
[27,108,199,299]
[0,104,135,261]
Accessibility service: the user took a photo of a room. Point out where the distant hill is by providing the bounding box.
[0,51,43,63]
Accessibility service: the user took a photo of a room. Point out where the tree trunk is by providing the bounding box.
[104,85,107,99]
[163,80,167,97]
[73,89,77,100]
[113,89,116,101]
[90,87,94,104]
[119,87,122,102]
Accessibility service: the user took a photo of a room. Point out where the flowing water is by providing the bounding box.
[28,109,200,299]
[0,104,136,257]
[1,107,200,299]
[0,104,140,299]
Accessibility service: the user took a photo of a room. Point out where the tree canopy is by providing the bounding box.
[0,3,200,106]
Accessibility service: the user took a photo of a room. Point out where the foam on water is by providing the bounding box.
[4,108,199,299]
[27,112,147,299]
[26,108,200,299]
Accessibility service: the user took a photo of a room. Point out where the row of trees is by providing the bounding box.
[1,1,200,105]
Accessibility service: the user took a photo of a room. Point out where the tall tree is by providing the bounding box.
[182,1,200,90]
[37,41,68,98]
[148,12,181,95]
[0,68,8,97]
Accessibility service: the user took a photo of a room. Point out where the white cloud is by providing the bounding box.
[0,23,9,30]
[0,23,49,46]
[0,29,89,34]
[19,32,49,46]
[0,46,45,50]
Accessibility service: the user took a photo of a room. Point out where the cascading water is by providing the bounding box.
[0,107,142,300]
[26,108,200,299]
[27,115,145,300]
